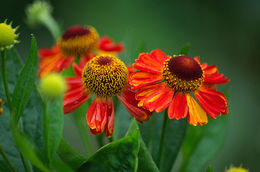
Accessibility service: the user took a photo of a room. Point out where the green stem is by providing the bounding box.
[40,13,61,41]
[0,144,17,172]
[157,110,168,168]
[1,50,12,110]
[96,134,105,148]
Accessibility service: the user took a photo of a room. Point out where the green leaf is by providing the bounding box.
[78,130,140,172]
[43,96,64,164]
[139,112,187,172]
[57,138,87,170]
[11,118,50,172]
[52,158,74,172]
[127,120,159,172]
[0,48,30,171]
[12,36,38,123]
[180,116,228,172]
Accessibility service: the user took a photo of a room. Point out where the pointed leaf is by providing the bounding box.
[78,130,140,172]
[127,120,159,172]
[12,36,38,123]
[57,138,87,170]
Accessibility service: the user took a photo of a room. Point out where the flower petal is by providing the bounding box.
[142,84,174,113]
[133,49,167,73]
[86,97,114,137]
[130,71,164,90]
[168,92,188,119]
[186,93,208,126]
[204,72,230,84]
[118,85,152,122]
[98,36,124,53]
[195,87,228,119]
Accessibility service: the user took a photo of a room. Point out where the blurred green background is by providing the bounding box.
[1,0,260,171]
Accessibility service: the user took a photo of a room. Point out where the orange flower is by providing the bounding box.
[38,25,124,77]
[130,49,229,126]
[63,55,152,137]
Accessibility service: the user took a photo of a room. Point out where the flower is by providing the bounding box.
[63,55,152,137]
[58,25,99,57]
[0,20,19,51]
[38,25,124,77]
[0,98,3,115]
[130,49,229,126]
[40,73,65,99]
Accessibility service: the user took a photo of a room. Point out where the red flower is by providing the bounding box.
[38,26,124,77]
[63,55,152,137]
[130,49,229,126]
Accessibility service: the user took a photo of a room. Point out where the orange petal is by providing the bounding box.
[130,71,163,90]
[204,72,230,84]
[168,92,188,119]
[142,85,174,113]
[133,49,167,73]
[186,93,208,126]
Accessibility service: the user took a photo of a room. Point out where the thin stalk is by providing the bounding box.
[40,14,61,41]
[1,50,12,110]
[156,110,168,168]
[0,144,17,172]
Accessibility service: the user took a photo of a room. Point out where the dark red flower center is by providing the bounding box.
[62,26,90,40]
[168,56,203,81]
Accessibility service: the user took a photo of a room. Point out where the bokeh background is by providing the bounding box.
[1,0,260,171]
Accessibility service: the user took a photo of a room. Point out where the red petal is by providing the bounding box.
[98,36,124,53]
[130,71,163,90]
[142,85,174,113]
[86,97,114,137]
[118,85,152,122]
[168,92,188,119]
[204,72,230,84]
[133,49,167,73]
[63,87,91,114]
[195,87,228,119]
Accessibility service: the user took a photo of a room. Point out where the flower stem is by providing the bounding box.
[1,50,12,110]
[157,110,168,168]
[40,13,61,41]
[0,144,17,172]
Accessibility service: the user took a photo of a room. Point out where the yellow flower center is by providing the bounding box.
[82,55,128,97]
[58,25,99,57]
[162,55,203,92]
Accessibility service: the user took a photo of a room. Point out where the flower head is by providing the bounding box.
[63,55,152,137]
[38,31,123,77]
[40,73,66,99]
[130,49,229,126]
[58,25,99,57]
[0,20,19,51]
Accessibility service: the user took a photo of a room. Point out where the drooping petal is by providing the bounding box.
[168,92,188,119]
[118,85,152,122]
[141,84,174,113]
[130,71,164,90]
[186,93,208,126]
[133,49,167,73]
[194,87,228,119]
[86,97,114,137]
[63,87,91,114]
